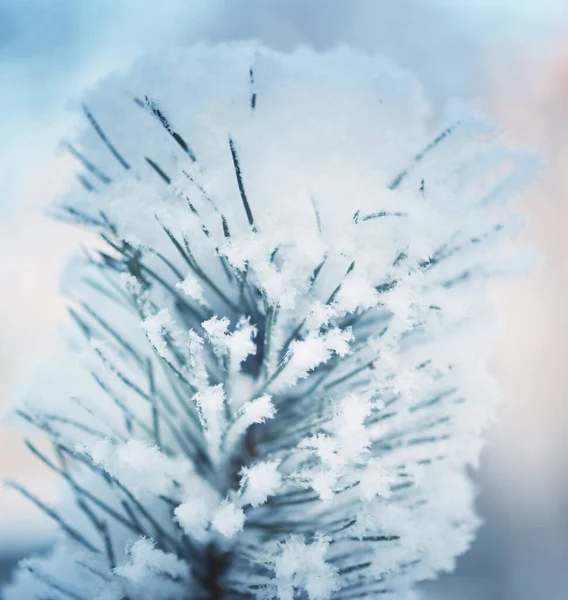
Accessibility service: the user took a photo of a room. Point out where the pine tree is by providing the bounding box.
[3,43,536,600]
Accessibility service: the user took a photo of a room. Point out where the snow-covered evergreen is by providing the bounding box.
[3,43,535,599]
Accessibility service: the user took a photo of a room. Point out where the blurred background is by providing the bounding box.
[1,1,568,598]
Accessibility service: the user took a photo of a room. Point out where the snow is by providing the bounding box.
[239,460,282,507]
[176,273,207,305]
[203,316,258,371]
[141,309,178,361]
[115,537,190,583]
[274,535,339,600]
[358,458,396,500]
[192,384,227,462]
[82,438,190,496]
[275,328,354,390]
[211,500,245,539]
[223,394,277,456]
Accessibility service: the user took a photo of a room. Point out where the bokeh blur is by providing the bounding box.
[1,2,568,598]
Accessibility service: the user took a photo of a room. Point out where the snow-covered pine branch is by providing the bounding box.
[3,43,535,600]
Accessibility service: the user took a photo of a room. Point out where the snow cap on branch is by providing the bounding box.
[4,42,535,600]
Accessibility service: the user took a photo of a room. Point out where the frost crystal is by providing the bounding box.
[115,538,190,583]
[211,501,246,539]
[176,274,207,306]
[4,43,535,600]
[239,461,282,507]
[274,536,339,600]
